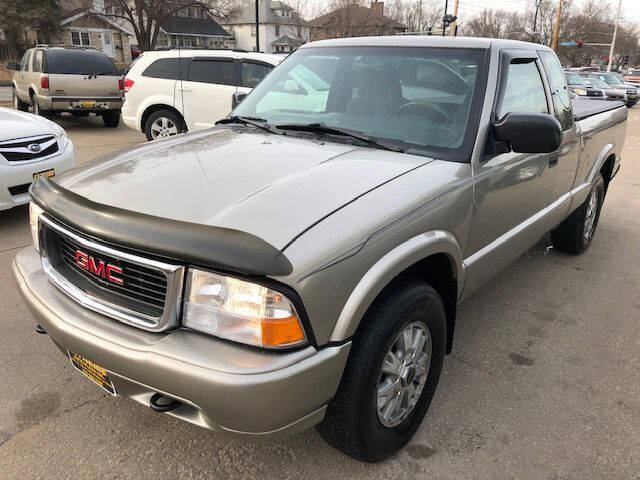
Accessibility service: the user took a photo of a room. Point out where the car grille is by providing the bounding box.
[587,90,603,97]
[40,216,184,331]
[0,135,58,162]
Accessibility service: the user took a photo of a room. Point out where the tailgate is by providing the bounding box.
[49,74,121,98]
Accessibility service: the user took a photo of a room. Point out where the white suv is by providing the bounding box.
[122,49,282,140]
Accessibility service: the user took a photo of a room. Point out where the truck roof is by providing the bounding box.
[302,35,554,53]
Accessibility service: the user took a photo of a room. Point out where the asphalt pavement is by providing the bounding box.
[0,87,12,103]
[0,110,639,479]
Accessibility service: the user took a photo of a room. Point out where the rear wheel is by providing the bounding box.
[317,278,446,462]
[144,110,184,141]
[13,88,28,111]
[30,93,46,117]
[102,110,120,128]
[551,173,605,254]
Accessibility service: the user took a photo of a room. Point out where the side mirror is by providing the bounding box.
[6,61,19,71]
[232,92,248,109]
[492,113,562,154]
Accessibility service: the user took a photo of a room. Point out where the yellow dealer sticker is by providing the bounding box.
[68,351,116,395]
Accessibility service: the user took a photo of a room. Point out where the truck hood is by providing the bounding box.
[55,127,430,249]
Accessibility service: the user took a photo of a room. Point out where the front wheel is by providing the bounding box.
[317,278,446,462]
[13,88,28,111]
[551,173,605,254]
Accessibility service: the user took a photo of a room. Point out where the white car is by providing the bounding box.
[122,49,282,141]
[0,107,75,211]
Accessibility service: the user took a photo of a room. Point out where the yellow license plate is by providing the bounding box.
[68,351,116,395]
[33,169,55,181]
[80,101,96,108]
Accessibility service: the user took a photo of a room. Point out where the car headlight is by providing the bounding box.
[574,88,587,96]
[29,202,44,253]
[183,268,307,348]
[57,130,70,151]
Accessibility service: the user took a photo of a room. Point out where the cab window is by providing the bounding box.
[241,62,272,88]
[539,51,573,130]
[498,60,548,119]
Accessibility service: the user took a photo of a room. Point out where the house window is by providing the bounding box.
[71,31,90,46]
[275,25,280,36]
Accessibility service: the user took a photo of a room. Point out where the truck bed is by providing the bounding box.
[572,98,626,121]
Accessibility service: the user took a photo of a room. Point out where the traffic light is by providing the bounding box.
[623,54,630,64]
[442,14,457,27]
[426,27,432,35]
[577,38,584,48]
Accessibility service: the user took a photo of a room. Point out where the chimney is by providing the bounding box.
[371,2,384,16]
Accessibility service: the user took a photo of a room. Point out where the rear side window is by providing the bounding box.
[141,58,189,80]
[20,51,31,71]
[45,50,117,75]
[188,59,234,86]
[539,51,573,131]
[241,62,272,88]
[498,61,548,119]
[32,51,43,72]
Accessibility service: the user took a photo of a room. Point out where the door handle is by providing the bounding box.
[179,88,193,92]
[549,152,559,168]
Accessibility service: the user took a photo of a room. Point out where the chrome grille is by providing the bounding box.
[40,215,184,331]
[0,135,58,162]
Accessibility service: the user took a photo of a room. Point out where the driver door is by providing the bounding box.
[464,52,558,294]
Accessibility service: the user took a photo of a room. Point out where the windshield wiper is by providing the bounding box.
[216,115,282,135]
[274,123,405,152]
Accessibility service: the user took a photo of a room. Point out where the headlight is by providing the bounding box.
[183,268,306,348]
[29,202,44,253]
[57,130,70,151]
[574,88,587,96]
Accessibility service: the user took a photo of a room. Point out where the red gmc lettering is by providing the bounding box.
[74,249,124,286]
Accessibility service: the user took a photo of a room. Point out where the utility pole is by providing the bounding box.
[607,0,623,72]
[442,0,449,36]
[255,0,260,52]
[551,0,563,51]
[449,0,459,36]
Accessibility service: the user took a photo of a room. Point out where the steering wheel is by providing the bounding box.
[396,101,456,124]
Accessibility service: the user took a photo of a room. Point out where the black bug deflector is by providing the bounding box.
[30,178,293,276]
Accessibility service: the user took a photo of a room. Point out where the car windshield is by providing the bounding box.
[596,73,623,86]
[583,77,610,89]
[231,46,487,160]
[564,72,583,85]
[46,50,117,75]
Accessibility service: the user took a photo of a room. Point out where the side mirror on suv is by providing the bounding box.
[231,92,248,109]
[6,62,19,71]
[492,112,563,154]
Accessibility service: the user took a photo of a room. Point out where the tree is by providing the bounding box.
[0,0,66,59]
[386,0,442,33]
[98,0,241,51]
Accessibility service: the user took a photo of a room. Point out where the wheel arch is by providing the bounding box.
[141,103,185,133]
[329,231,464,354]
[599,152,616,194]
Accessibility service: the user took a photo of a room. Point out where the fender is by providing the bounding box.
[589,143,617,184]
[138,95,183,131]
[570,143,617,212]
[329,230,464,342]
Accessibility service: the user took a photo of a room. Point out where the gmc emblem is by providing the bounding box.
[75,250,124,286]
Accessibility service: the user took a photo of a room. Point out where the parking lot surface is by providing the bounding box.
[1,111,639,479]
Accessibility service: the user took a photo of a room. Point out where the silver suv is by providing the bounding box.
[8,46,123,127]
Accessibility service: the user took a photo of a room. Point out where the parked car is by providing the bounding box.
[564,71,604,98]
[121,49,282,141]
[14,37,627,462]
[589,71,639,107]
[0,107,74,211]
[623,68,640,84]
[579,74,627,103]
[7,46,124,127]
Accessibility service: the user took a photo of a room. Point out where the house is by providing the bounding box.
[60,7,134,64]
[222,0,310,54]
[155,15,233,49]
[311,2,407,40]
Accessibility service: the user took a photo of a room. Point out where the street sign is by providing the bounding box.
[559,41,577,47]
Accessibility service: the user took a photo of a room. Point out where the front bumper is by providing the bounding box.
[13,247,350,441]
[0,141,75,211]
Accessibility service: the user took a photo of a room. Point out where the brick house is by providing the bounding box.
[311,2,407,40]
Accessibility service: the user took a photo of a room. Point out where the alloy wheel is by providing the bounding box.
[584,187,599,240]
[376,321,431,428]
[150,117,179,139]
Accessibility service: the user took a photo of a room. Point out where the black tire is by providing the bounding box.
[144,109,185,141]
[30,93,47,117]
[551,173,605,255]
[103,110,120,128]
[317,277,447,462]
[72,111,90,117]
[13,88,28,111]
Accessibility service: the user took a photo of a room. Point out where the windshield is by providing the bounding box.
[595,72,623,86]
[564,72,583,85]
[583,76,610,89]
[232,46,487,160]
[46,50,117,75]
